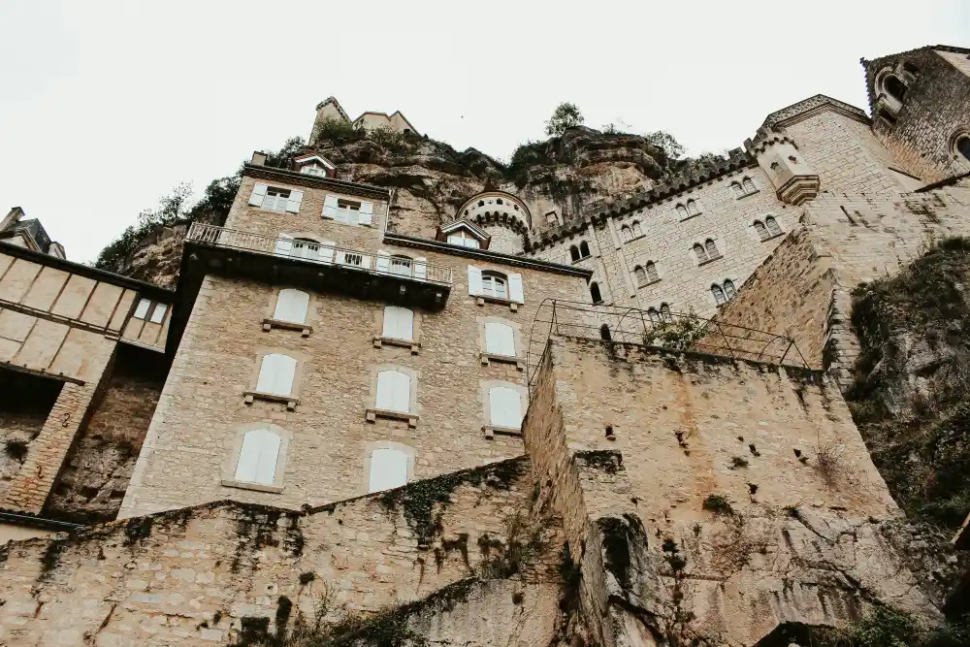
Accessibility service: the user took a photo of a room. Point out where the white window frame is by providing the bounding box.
[469,266,524,308]
[133,298,169,324]
[367,366,418,427]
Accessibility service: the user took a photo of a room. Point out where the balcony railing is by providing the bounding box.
[187,223,453,285]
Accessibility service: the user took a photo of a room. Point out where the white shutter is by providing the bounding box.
[376,251,390,273]
[149,303,168,324]
[413,257,427,280]
[235,429,280,485]
[134,298,151,319]
[468,266,483,296]
[489,387,523,429]
[235,431,261,482]
[322,195,339,220]
[286,190,304,214]
[508,273,525,303]
[358,201,374,226]
[318,240,335,263]
[274,235,293,256]
[485,322,515,356]
[369,449,408,493]
[249,183,268,207]
[383,306,413,341]
[257,353,296,396]
[376,370,410,413]
[274,289,309,324]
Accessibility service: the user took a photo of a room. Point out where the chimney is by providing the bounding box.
[1,206,25,231]
[251,152,267,166]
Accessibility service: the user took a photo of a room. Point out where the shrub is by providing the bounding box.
[702,494,733,515]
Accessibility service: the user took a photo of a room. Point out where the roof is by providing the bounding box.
[293,153,337,170]
[756,94,870,135]
[437,218,491,243]
[861,45,970,114]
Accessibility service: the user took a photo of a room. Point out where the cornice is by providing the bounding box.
[243,164,391,200]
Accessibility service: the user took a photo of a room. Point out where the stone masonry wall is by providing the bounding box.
[0,369,62,499]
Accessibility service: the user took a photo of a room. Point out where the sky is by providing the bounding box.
[0,1,967,263]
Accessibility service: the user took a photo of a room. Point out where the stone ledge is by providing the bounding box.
[366,408,419,428]
[475,296,519,312]
[221,478,284,494]
[243,391,299,411]
[262,318,312,337]
[483,425,522,439]
[479,353,525,371]
[373,335,420,354]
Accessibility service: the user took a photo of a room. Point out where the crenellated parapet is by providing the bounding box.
[745,132,820,205]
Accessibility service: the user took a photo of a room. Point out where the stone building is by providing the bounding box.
[0,44,967,647]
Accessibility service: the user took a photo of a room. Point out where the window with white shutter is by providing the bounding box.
[134,298,151,319]
[256,353,297,397]
[376,369,410,413]
[358,201,374,226]
[413,257,427,280]
[508,273,524,303]
[274,289,309,324]
[249,183,268,207]
[234,428,281,486]
[323,195,339,220]
[275,235,293,256]
[134,298,168,323]
[286,190,304,214]
[485,322,515,357]
[368,448,408,493]
[468,266,484,296]
[489,386,523,430]
[382,306,414,341]
[149,303,168,324]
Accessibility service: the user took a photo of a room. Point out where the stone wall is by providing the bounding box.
[0,369,62,498]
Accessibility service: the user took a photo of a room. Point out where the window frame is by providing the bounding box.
[481,380,528,438]
[133,298,169,325]
[479,317,523,369]
[264,287,313,335]
[364,441,415,494]
[366,365,419,427]
[481,272,508,300]
[375,305,420,353]
[243,349,305,410]
[221,423,291,494]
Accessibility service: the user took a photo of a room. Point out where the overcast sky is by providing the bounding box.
[1,1,967,263]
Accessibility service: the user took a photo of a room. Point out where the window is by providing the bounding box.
[488,386,523,430]
[676,204,688,219]
[693,243,708,263]
[133,298,168,324]
[884,75,907,102]
[590,282,603,304]
[600,324,611,341]
[686,200,700,217]
[620,225,632,242]
[634,266,648,286]
[645,261,659,283]
[570,245,580,262]
[447,230,481,249]
[580,241,591,258]
[300,164,327,177]
[704,239,720,259]
[292,238,322,260]
[235,428,281,486]
[956,135,970,162]
[647,308,660,324]
[742,178,756,195]
[482,273,507,299]
[468,266,524,303]
[256,353,297,397]
[711,284,726,305]
[273,289,309,325]
[765,216,781,237]
[382,306,414,342]
[731,182,744,198]
[631,222,643,238]
[249,184,303,214]
[368,448,409,493]
[660,303,672,321]
[753,220,769,241]
[323,195,373,226]
[375,369,411,414]
[484,322,515,357]
[723,279,736,300]
[545,211,558,225]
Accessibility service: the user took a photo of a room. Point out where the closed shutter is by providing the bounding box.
[286,190,304,214]
[275,235,293,256]
[468,266,483,296]
[274,289,309,324]
[489,386,523,429]
[376,251,390,273]
[358,201,374,226]
[383,306,413,341]
[377,370,410,413]
[134,298,151,319]
[413,257,427,280]
[256,353,297,396]
[368,448,408,493]
[508,273,525,303]
[149,303,168,324]
[485,322,515,356]
[318,240,335,263]
[235,428,281,485]
[249,183,268,207]
[322,195,339,220]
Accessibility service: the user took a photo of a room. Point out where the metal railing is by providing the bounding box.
[525,299,810,388]
[187,223,453,285]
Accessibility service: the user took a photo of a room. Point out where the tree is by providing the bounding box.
[545,102,584,136]
[643,131,685,160]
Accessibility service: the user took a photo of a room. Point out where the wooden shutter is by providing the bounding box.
[275,235,293,256]
[413,257,427,280]
[286,190,304,214]
[257,353,297,396]
[376,251,390,273]
[383,306,413,341]
[369,448,408,493]
[249,183,268,207]
[377,370,410,413]
[235,429,281,485]
[467,266,483,296]
[274,289,309,324]
[508,273,524,303]
[485,322,515,356]
[489,386,522,429]
[322,195,339,220]
[358,201,374,226]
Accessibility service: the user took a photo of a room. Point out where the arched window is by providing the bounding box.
[731,182,744,198]
[484,321,516,357]
[600,324,612,341]
[620,225,632,242]
[676,204,688,219]
[645,261,659,283]
[376,369,411,414]
[742,178,756,194]
[686,200,700,216]
[590,282,603,304]
[693,243,709,263]
[723,280,736,300]
[390,255,415,276]
[235,428,282,486]
[765,216,781,237]
[884,75,906,102]
[753,220,769,241]
[488,386,524,430]
[368,448,409,493]
[660,303,672,321]
[256,353,297,397]
[633,266,647,286]
[570,245,581,262]
[481,272,508,299]
[705,239,720,258]
[957,135,970,162]
[579,241,591,258]
[382,306,414,342]
[273,289,309,325]
[647,308,660,324]
[711,284,726,305]
[631,222,643,237]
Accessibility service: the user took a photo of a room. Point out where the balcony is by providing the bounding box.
[184,223,452,309]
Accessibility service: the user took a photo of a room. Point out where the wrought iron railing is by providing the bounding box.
[187,223,453,285]
[526,299,810,388]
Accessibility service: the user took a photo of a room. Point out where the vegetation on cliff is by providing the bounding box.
[847,237,970,529]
